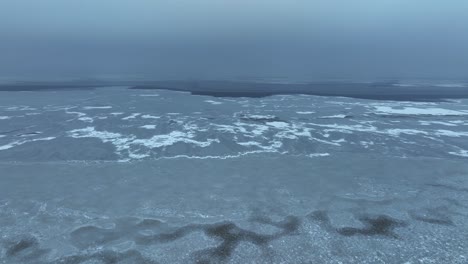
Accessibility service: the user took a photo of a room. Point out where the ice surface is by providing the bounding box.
[83,106,113,110]
[204,100,223,105]
[140,125,156,129]
[374,106,468,116]
[0,87,467,263]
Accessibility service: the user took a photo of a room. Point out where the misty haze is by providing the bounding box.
[0,1,467,263]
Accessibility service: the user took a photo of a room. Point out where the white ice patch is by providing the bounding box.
[65,111,94,123]
[183,122,207,132]
[65,111,86,117]
[308,153,330,157]
[419,121,457,127]
[129,153,150,159]
[34,137,56,141]
[140,125,156,129]
[241,114,276,120]
[237,122,270,136]
[448,150,468,157]
[274,124,312,140]
[69,127,125,141]
[68,127,219,158]
[237,141,264,147]
[83,106,112,110]
[236,140,282,151]
[266,121,289,129]
[122,113,141,120]
[392,83,416,87]
[132,131,219,148]
[0,137,56,151]
[204,100,223,105]
[6,106,37,111]
[360,141,375,148]
[0,142,17,150]
[213,124,247,134]
[0,116,11,120]
[374,106,468,116]
[386,129,428,136]
[141,115,160,119]
[311,123,378,134]
[110,112,124,116]
[68,127,134,153]
[296,111,315,114]
[435,130,468,137]
[78,117,94,123]
[434,83,466,88]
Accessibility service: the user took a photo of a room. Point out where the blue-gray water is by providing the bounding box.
[1,87,467,263]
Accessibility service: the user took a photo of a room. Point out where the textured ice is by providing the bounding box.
[0,137,56,151]
[320,114,348,118]
[435,130,468,137]
[266,121,289,129]
[83,106,113,110]
[307,153,330,157]
[449,149,468,157]
[122,113,141,120]
[204,100,223,105]
[141,114,160,119]
[139,94,160,97]
[132,131,219,148]
[1,87,467,263]
[385,129,428,136]
[374,106,468,116]
[140,125,156,129]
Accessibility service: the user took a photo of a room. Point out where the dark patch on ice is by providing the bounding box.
[69,215,299,263]
[195,216,300,263]
[6,237,37,257]
[338,216,408,238]
[4,236,50,261]
[136,215,300,263]
[52,249,158,264]
[308,210,407,238]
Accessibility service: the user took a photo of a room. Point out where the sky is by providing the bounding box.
[1,0,468,81]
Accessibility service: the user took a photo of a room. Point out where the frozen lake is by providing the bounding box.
[1,87,467,263]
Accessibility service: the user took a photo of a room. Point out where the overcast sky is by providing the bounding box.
[1,0,467,80]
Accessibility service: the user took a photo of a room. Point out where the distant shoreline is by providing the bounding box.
[1,80,468,101]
